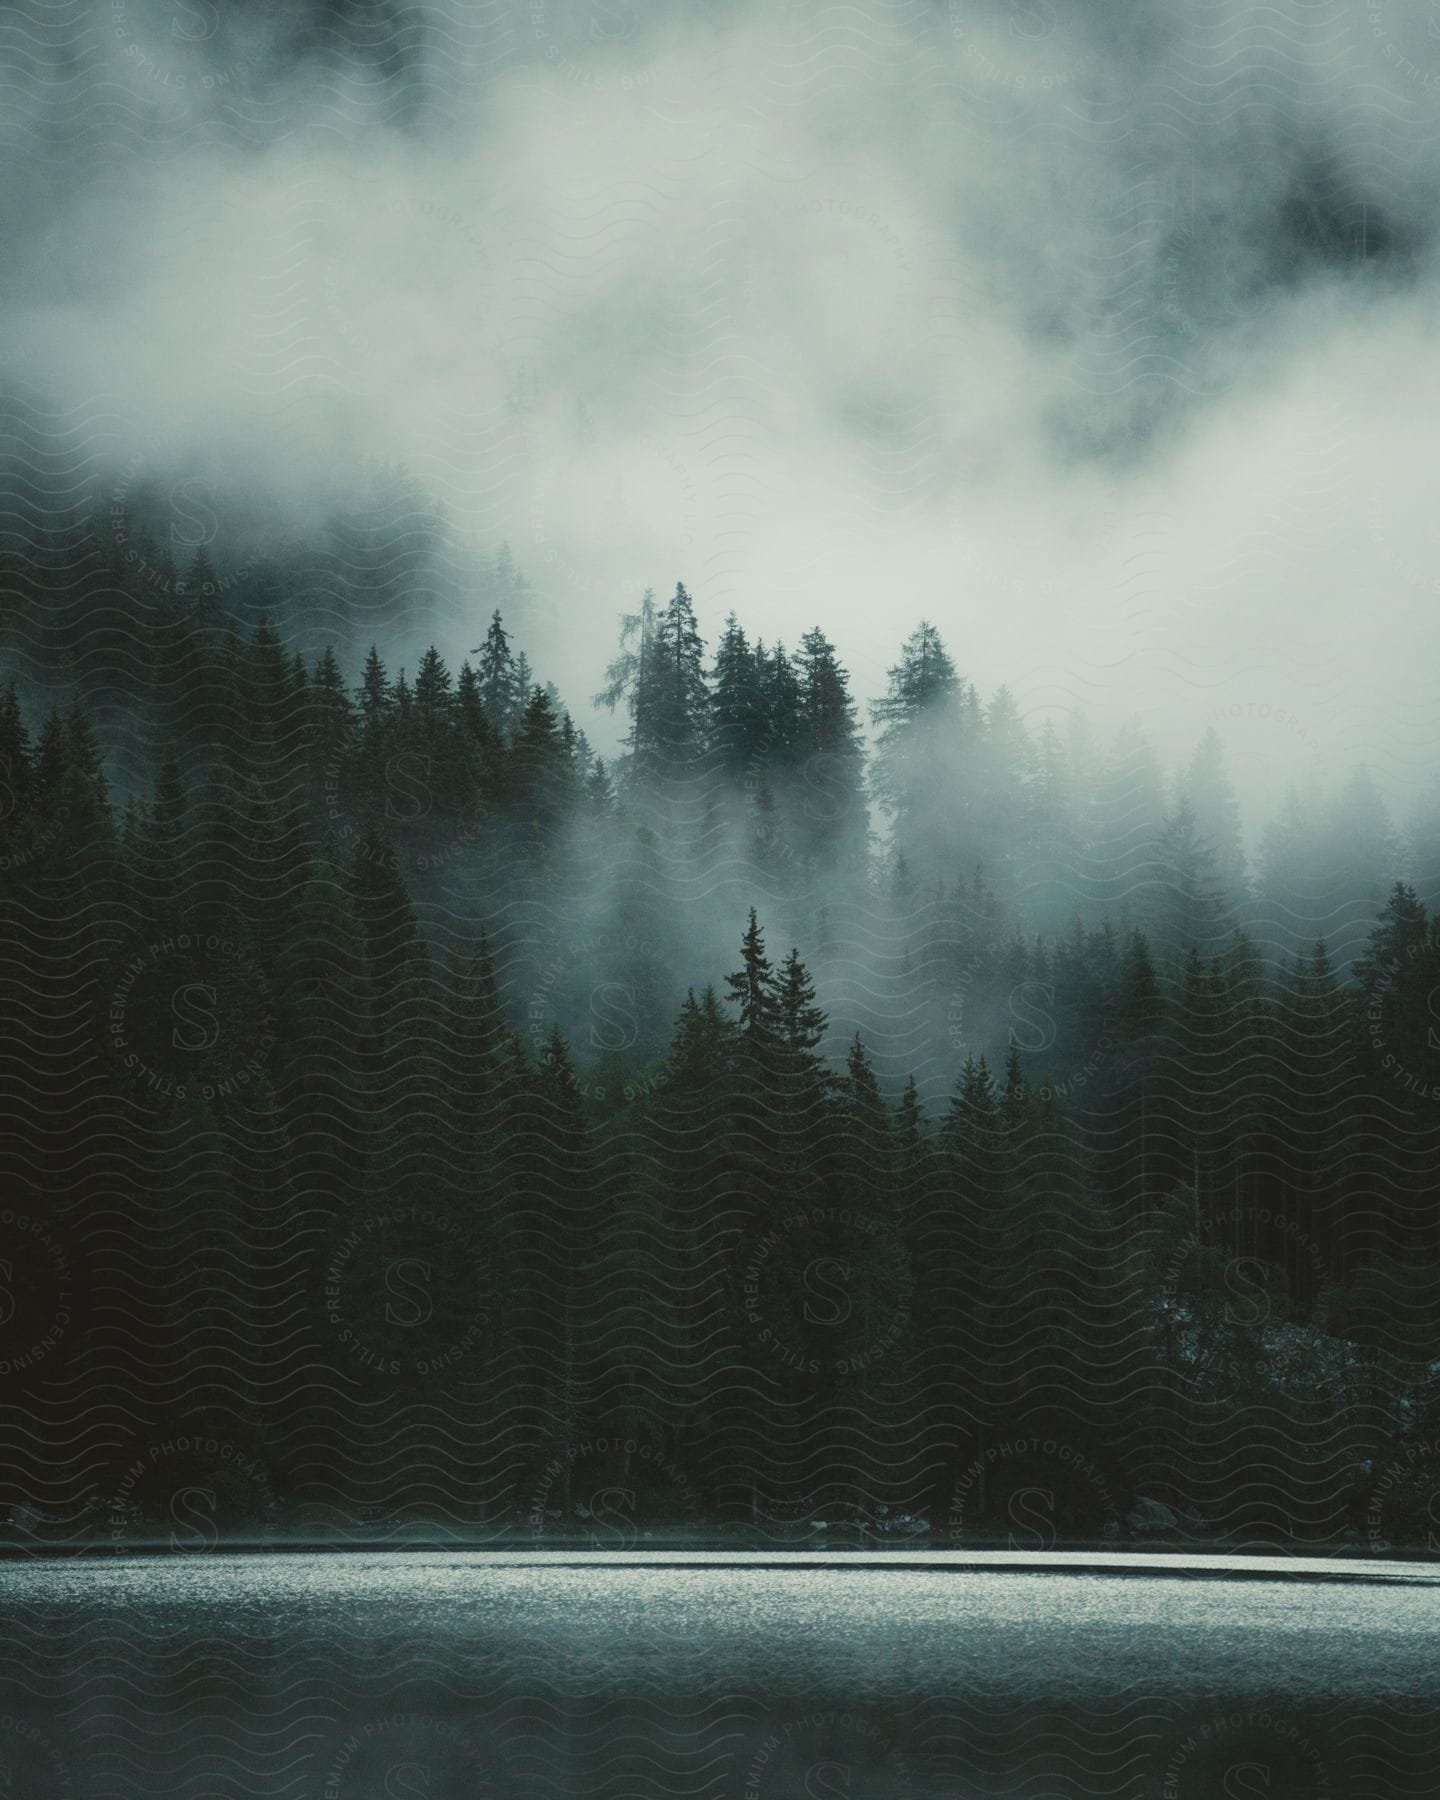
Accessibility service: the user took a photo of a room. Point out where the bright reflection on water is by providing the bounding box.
[2,1552,1439,1796]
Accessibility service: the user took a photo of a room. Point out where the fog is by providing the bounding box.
[12,4,1440,1586]
[3,0,1439,822]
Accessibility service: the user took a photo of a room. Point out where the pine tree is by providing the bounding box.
[667,984,738,1089]
[1119,929,1165,1040]
[726,908,782,1048]
[0,685,33,860]
[759,641,803,761]
[1354,883,1440,1113]
[584,757,615,816]
[872,621,960,731]
[509,685,575,847]
[356,645,390,742]
[594,589,661,785]
[1405,774,1440,917]
[651,582,709,768]
[711,613,765,778]
[1002,1041,1027,1126]
[897,1073,924,1152]
[869,621,970,879]
[833,1032,893,1206]
[794,626,867,868]
[454,657,503,804]
[474,609,522,741]
[1180,727,1245,897]
[1151,796,1231,977]
[948,1054,998,1149]
[309,646,357,771]
[1327,767,1400,968]
[777,946,828,1059]
[239,616,292,756]
[970,686,1034,898]
[413,645,453,736]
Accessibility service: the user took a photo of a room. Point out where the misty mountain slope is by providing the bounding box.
[3,568,1440,1549]
[4,0,1440,1559]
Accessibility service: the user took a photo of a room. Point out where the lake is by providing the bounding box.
[1,1551,1437,1796]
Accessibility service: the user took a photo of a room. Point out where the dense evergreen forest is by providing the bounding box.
[5,490,1440,1553]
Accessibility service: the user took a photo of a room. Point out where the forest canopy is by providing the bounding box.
[3,506,1440,1553]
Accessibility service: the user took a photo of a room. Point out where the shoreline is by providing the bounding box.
[1,1543,1436,1583]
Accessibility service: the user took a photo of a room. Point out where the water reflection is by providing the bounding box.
[2,1554,1438,1796]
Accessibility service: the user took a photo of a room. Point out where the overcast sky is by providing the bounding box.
[4,0,1440,825]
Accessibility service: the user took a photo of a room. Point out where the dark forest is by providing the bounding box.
[3,487,1440,1555]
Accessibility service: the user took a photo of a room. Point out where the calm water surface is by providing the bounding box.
[1,1552,1436,1796]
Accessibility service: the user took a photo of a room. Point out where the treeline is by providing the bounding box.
[4,558,1440,1549]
